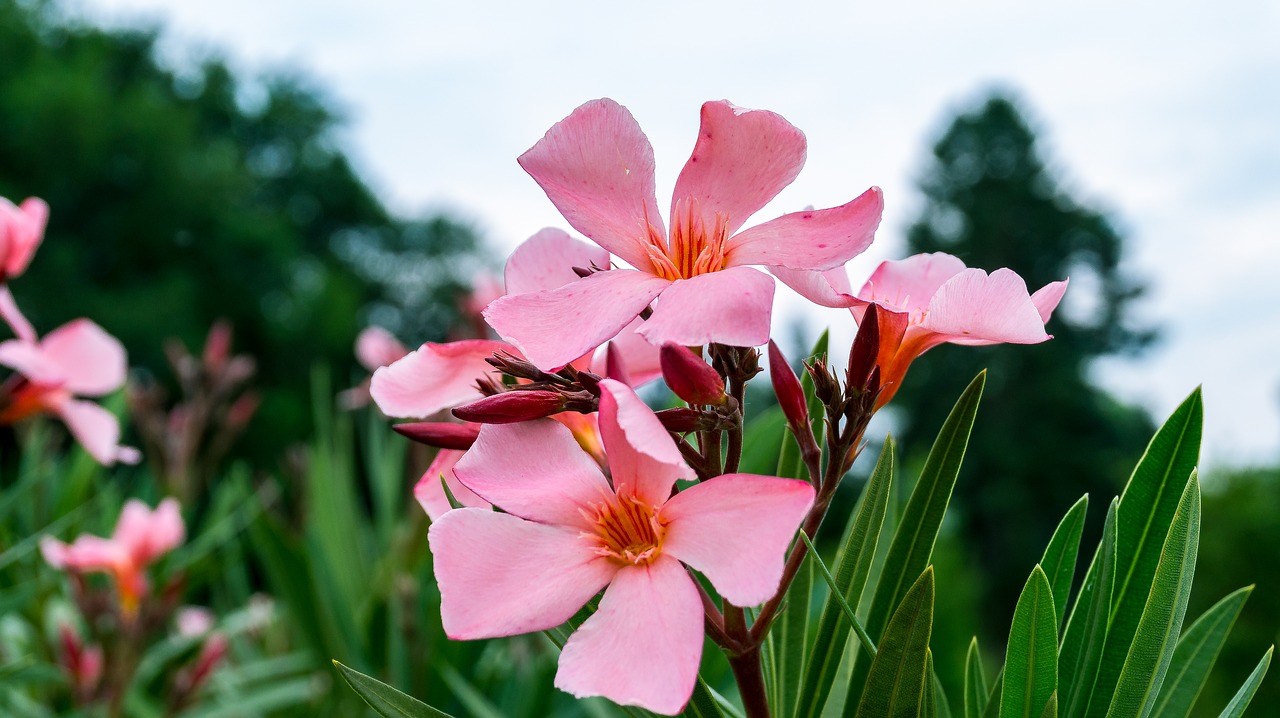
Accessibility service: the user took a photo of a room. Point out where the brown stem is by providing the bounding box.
[727,645,772,718]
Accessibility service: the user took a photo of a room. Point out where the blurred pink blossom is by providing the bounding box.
[0,195,50,342]
[429,379,813,713]
[339,326,409,409]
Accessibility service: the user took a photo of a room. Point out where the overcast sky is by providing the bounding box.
[78,0,1280,465]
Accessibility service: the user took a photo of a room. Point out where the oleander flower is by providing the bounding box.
[40,498,185,615]
[339,326,409,409]
[0,195,50,343]
[0,318,140,465]
[851,252,1068,407]
[484,98,883,369]
[429,379,813,713]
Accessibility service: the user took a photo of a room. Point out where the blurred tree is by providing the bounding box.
[893,92,1157,638]
[0,0,484,457]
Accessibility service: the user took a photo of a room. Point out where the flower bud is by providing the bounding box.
[393,422,481,449]
[654,407,705,433]
[659,344,726,406]
[452,390,566,424]
[846,303,880,392]
[768,341,809,431]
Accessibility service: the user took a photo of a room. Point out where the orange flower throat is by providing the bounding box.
[581,493,666,566]
[643,199,730,281]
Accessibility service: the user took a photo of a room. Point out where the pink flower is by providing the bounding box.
[339,326,409,409]
[484,98,884,369]
[413,449,490,521]
[0,318,140,465]
[851,252,1068,407]
[41,498,185,615]
[429,379,814,713]
[0,196,47,282]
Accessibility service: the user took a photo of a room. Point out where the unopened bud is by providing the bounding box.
[768,341,809,431]
[847,303,880,391]
[660,344,726,406]
[393,422,481,449]
[452,390,566,424]
[655,407,705,433]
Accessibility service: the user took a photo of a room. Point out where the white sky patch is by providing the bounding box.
[76,0,1280,463]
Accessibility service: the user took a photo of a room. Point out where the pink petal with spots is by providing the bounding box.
[726,186,882,271]
[485,269,670,371]
[923,268,1053,345]
[430,509,615,639]
[638,266,774,348]
[453,419,611,528]
[369,339,508,418]
[598,379,694,505]
[662,473,814,607]
[505,228,611,296]
[555,557,703,715]
[518,99,663,271]
[1031,278,1069,323]
[414,448,490,521]
[770,265,859,308]
[354,326,407,371]
[671,101,806,236]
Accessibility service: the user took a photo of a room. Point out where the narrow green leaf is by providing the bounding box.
[982,671,1004,718]
[1058,498,1118,718]
[1217,646,1273,718]
[924,649,938,718]
[334,661,456,718]
[965,637,990,718]
[680,676,728,718]
[795,437,894,718]
[1001,565,1058,718]
[797,530,878,654]
[1152,585,1252,716]
[1039,692,1057,718]
[439,472,465,511]
[1088,389,1201,711]
[854,567,935,718]
[1040,496,1088,632]
[846,372,985,714]
[935,666,955,718]
[1101,472,1201,718]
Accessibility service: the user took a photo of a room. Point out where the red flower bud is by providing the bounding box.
[452,390,566,424]
[655,407,705,433]
[393,422,481,449]
[768,340,809,431]
[846,303,880,391]
[659,344,726,406]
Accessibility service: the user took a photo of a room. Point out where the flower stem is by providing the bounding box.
[727,645,771,718]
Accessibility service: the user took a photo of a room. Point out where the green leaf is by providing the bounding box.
[1217,646,1273,718]
[854,567,935,718]
[1040,496,1088,632]
[680,676,728,718]
[965,637,990,718]
[845,372,985,714]
[333,661,456,718]
[794,437,894,718]
[1058,499,1118,718]
[924,649,938,718]
[982,671,1004,718]
[1087,388,1201,711]
[1039,692,1057,718]
[1001,565,1058,718]
[1100,472,1201,718]
[935,665,955,718]
[1152,585,1252,716]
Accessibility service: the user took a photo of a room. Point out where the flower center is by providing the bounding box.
[643,198,730,281]
[581,493,666,566]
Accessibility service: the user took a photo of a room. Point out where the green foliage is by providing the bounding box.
[965,638,990,718]
[334,661,456,718]
[1000,566,1057,718]
[1058,500,1118,717]
[894,91,1157,634]
[1153,586,1252,716]
[1038,496,1087,632]
[1217,647,1272,718]
[0,0,483,457]
[854,568,935,718]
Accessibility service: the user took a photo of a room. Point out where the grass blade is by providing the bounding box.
[1217,646,1273,718]
[1152,585,1252,716]
[965,637,990,718]
[334,660,456,718]
[1040,496,1088,632]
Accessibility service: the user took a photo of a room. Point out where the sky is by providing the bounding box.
[77,0,1280,465]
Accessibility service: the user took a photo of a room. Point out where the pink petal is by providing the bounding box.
[590,317,663,387]
[40,319,127,396]
[40,535,126,573]
[1031,278,1069,323]
[662,474,814,607]
[638,266,774,348]
[115,498,184,566]
[0,337,54,383]
[518,99,663,271]
[354,327,408,371]
[770,265,860,308]
[854,252,968,318]
[922,268,1053,345]
[598,379,694,506]
[52,398,130,466]
[429,508,616,639]
[369,339,508,418]
[671,101,806,236]
[725,186,883,271]
[0,286,36,343]
[413,448,491,521]
[555,557,703,715]
[505,228,611,296]
[453,419,612,528]
[0,196,48,279]
[485,269,670,371]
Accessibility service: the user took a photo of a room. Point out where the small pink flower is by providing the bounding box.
[339,326,409,409]
[0,318,140,465]
[851,252,1068,407]
[41,498,185,615]
[430,379,814,713]
[484,98,884,369]
[0,196,48,282]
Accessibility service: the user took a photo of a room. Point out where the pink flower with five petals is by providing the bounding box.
[484,98,884,369]
[851,252,1068,407]
[429,379,814,714]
